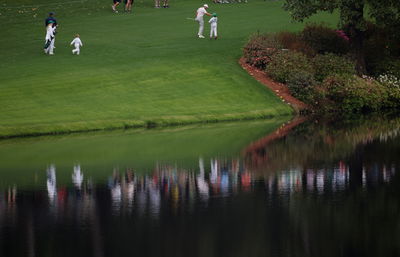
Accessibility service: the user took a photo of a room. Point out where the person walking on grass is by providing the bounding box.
[45,12,57,27]
[44,20,57,55]
[162,0,169,8]
[195,4,211,38]
[209,13,218,39]
[112,0,121,13]
[70,34,83,55]
[125,0,133,12]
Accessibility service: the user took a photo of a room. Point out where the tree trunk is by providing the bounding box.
[349,25,367,75]
[341,0,368,75]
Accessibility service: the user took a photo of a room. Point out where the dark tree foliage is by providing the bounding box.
[283,0,400,75]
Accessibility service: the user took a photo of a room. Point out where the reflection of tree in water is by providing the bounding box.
[244,115,400,172]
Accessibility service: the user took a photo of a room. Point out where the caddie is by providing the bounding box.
[44,20,57,55]
[45,12,57,27]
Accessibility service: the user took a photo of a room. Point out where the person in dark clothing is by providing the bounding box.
[45,12,57,27]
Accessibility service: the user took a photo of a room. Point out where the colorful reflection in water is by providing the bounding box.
[0,159,396,219]
[0,118,399,257]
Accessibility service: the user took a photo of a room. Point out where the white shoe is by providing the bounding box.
[198,35,205,38]
[112,5,116,11]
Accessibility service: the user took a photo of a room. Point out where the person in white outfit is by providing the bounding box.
[209,13,218,39]
[195,4,211,38]
[44,20,57,55]
[70,34,83,55]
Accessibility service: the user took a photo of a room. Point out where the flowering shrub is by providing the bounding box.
[243,34,281,70]
[242,25,398,114]
[378,74,400,87]
[377,74,400,108]
[275,31,316,56]
[322,75,388,113]
[286,71,316,102]
[301,23,350,55]
[312,53,355,82]
[335,30,349,42]
[265,50,314,83]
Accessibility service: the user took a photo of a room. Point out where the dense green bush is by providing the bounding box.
[368,58,400,78]
[242,25,398,115]
[243,34,281,70]
[286,71,316,102]
[322,75,388,113]
[312,53,355,82]
[301,23,350,55]
[363,22,400,76]
[265,50,314,83]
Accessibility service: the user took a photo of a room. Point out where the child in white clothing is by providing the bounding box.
[209,13,218,39]
[70,34,83,55]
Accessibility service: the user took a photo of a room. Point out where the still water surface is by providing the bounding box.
[0,118,399,257]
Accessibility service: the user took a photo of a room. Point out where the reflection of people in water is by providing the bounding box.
[210,159,218,184]
[196,157,209,200]
[47,165,57,203]
[7,185,17,205]
[148,179,161,216]
[124,171,135,209]
[72,164,84,189]
[109,170,122,213]
[5,185,18,217]
[241,170,251,191]
[108,170,137,214]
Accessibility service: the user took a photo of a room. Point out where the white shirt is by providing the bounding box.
[209,17,218,25]
[70,37,83,47]
[196,7,207,19]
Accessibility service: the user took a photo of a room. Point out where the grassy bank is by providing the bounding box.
[0,0,338,138]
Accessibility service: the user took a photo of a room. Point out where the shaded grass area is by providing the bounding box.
[0,119,286,189]
[0,0,338,137]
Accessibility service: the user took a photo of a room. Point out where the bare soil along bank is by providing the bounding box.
[239,58,310,113]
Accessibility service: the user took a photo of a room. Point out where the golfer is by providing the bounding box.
[195,4,211,38]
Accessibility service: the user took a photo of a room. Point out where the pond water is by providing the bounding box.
[0,116,399,257]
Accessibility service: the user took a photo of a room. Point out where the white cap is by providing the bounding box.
[203,4,208,8]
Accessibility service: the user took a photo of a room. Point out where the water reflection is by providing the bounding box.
[0,117,400,257]
[10,156,388,220]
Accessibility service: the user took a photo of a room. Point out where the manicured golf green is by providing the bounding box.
[0,0,337,138]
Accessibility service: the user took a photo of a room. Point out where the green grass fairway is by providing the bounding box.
[0,0,337,138]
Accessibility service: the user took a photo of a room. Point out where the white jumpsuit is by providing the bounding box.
[70,37,83,55]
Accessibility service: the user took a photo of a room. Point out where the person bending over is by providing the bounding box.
[195,4,211,38]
